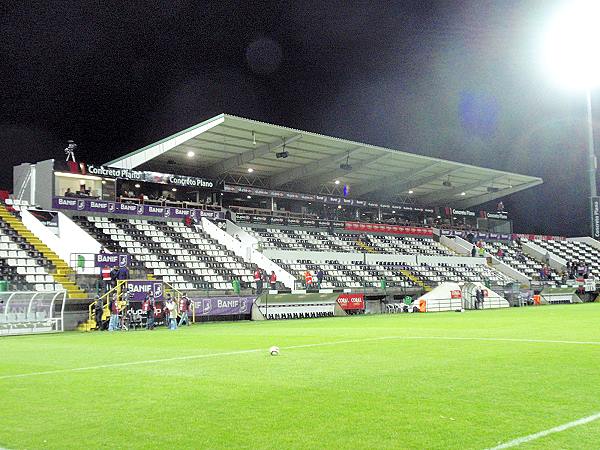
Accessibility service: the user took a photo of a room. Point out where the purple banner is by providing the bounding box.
[193,296,255,316]
[52,197,225,220]
[123,280,164,301]
[94,253,130,267]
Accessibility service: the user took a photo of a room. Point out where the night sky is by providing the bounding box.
[0,0,595,236]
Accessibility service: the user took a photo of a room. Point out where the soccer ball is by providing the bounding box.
[460,308,465,313]
[269,346,280,356]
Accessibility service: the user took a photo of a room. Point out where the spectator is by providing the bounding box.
[110,266,119,290]
[179,293,191,326]
[316,268,324,288]
[64,188,73,197]
[234,234,240,241]
[305,270,313,289]
[254,267,263,294]
[478,246,485,258]
[101,265,112,292]
[577,261,586,279]
[471,246,477,257]
[184,215,193,228]
[496,248,504,258]
[269,271,277,290]
[560,271,568,286]
[116,265,129,282]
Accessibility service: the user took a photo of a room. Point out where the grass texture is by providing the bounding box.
[2,304,600,449]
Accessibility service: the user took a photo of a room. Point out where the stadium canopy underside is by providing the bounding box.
[107,114,542,208]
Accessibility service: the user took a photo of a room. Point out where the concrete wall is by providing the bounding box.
[20,209,102,271]
[568,236,600,251]
[202,218,296,288]
[441,234,529,284]
[34,159,55,210]
[13,163,32,203]
[440,235,472,255]
[522,241,567,271]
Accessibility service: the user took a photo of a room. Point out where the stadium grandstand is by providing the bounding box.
[1,113,598,333]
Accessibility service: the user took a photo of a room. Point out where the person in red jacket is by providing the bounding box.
[101,265,112,292]
[269,271,277,290]
[254,268,263,294]
[305,270,313,289]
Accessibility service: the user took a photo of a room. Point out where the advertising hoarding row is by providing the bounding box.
[52,197,225,221]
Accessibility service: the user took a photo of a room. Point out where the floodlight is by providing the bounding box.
[542,0,600,89]
[543,0,600,235]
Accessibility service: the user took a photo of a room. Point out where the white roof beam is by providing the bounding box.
[354,163,456,197]
[302,152,390,190]
[268,146,364,187]
[107,115,225,169]
[207,134,302,176]
[452,180,543,209]
[417,175,505,204]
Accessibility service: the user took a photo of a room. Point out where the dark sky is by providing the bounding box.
[0,0,595,236]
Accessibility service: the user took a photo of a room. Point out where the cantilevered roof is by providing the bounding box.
[106,114,542,208]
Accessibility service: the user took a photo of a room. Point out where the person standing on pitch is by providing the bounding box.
[178,293,191,326]
[145,291,155,330]
[108,293,119,331]
[165,296,178,330]
[94,295,104,330]
[164,293,172,328]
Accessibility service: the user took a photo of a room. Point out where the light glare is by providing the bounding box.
[543,0,600,89]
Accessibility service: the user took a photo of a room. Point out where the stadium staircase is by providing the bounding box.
[356,240,375,253]
[399,268,432,292]
[0,204,87,299]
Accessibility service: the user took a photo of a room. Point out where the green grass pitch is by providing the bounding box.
[3,304,600,449]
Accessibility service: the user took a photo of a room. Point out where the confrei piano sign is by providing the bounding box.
[84,164,215,189]
[592,197,600,239]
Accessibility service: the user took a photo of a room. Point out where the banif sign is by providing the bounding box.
[94,253,130,267]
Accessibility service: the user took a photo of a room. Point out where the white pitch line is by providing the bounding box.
[2,335,600,381]
[487,411,600,449]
